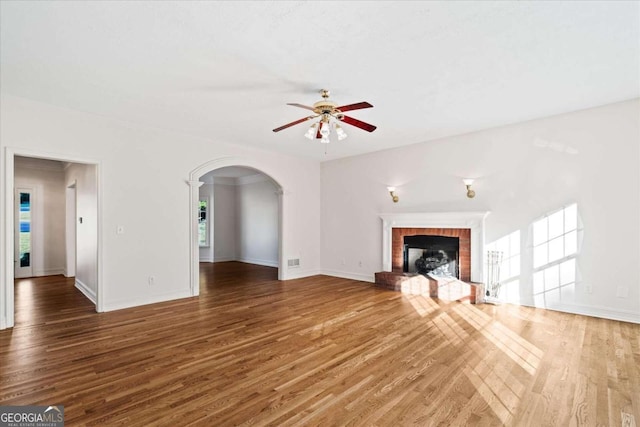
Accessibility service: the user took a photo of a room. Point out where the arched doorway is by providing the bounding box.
[187,157,285,297]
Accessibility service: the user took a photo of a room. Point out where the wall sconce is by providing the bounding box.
[463,179,475,198]
[387,186,399,203]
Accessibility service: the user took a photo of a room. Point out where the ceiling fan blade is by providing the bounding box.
[316,123,322,139]
[287,103,316,111]
[340,115,377,132]
[272,116,316,132]
[335,102,373,112]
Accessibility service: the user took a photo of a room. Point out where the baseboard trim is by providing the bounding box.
[0,316,6,330]
[199,257,214,263]
[321,269,375,283]
[545,302,640,324]
[237,258,278,268]
[75,279,96,304]
[35,268,65,277]
[282,269,322,280]
[514,299,640,324]
[102,290,193,312]
[213,257,236,263]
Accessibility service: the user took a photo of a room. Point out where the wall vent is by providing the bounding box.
[287,258,300,268]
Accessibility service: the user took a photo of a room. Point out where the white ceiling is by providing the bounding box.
[1,1,638,161]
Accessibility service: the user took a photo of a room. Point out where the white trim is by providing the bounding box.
[2,149,15,328]
[102,290,193,312]
[199,255,214,263]
[284,268,322,280]
[75,279,96,304]
[34,268,65,277]
[2,147,103,330]
[0,316,6,330]
[236,258,279,268]
[321,269,375,283]
[518,301,640,325]
[379,211,490,283]
[213,256,235,263]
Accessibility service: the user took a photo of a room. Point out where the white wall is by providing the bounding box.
[236,177,279,267]
[199,175,279,267]
[14,162,65,276]
[321,99,640,323]
[0,94,321,324]
[212,180,237,262]
[65,163,98,302]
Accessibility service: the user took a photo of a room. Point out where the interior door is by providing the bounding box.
[15,188,34,278]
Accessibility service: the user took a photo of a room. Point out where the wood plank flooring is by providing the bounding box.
[1,262,639,426]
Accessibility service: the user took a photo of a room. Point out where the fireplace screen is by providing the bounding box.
[403,235,460,278]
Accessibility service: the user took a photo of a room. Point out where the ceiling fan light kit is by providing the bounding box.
[273,89,377,144]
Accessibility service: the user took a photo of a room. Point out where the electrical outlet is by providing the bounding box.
[116,226,124,235]
[585,285,592,294]
[358,261,363,267]
[148,276,155,286]
[616,286,629,298]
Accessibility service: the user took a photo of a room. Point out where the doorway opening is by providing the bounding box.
[2,150,101,329]
[188,158,285,297]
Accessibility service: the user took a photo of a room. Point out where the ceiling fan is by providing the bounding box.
[273,89,376,143]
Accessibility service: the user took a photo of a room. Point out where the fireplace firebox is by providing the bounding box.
[403,235,460,278]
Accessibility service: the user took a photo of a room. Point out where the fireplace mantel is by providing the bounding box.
[379,212,490,283]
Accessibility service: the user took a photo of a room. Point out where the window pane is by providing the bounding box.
[509,231,520,255]
[548,236,564,263]
[199,199,208,246]
[503,279,520,303]
[544,264,560,290]
[548,210,564,240]
[19,192,31,268]
[533,271,545,294]
[500,260,510,280]
[565,204,577,232]
[560,258,576,285]
[564,230,577,256]
[509,255,520,277]
[534,244,547,268]
[533,218,547,246]
[546,287,561,304]
[560,282,575,301]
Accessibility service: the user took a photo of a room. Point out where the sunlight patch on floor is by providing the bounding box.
[432,312,469,346]
[464,366,513,425]
[453,304,542,375]
[405,294,439,317]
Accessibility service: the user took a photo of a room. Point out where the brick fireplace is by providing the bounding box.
[392,227,471,281]
[379,212,489,283]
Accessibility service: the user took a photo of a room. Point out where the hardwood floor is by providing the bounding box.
[1,263,639,426]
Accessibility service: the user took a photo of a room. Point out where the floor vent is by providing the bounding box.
[288,258,300,268]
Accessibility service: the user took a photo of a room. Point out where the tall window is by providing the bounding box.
[532,204,578,304]
[198,198,209,247]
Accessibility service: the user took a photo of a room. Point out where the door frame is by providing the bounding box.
[1,147,103,329]
[14,187,35,278]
